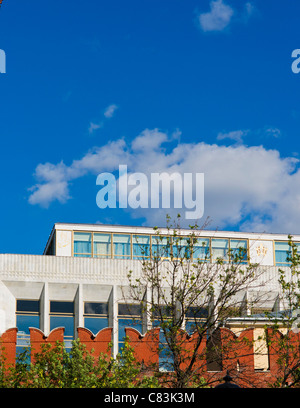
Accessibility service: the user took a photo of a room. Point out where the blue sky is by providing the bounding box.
[1,0,300,254]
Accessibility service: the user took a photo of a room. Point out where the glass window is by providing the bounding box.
[74,232,92,257]
[158,329,173,372]
[185,306,208,335]
[294,242,300,257]
[118,303,142,352]
[152,315,174,372]
[113,234,131,258]
[230,239,248,264]
[275,242,291,266]
[151,236,171,259]
[172,237,191,259]
[84,302,108,315]
[17,300,40,313]
[132,235,150,259]
[93,233,112,258]
[16,300,40,358]
[84,302,109,335]
[211,239,229,262]
[193,238,210,261]
[50,301,74,351]
[50,301,74,314]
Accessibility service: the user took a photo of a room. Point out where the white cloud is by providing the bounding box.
[28,128,300,234]
[198,0,234,32]
[104,104,118,118]
[88,122,103,135]
[217,129,248,144]
[197,1,256,33]
[87,103,118,134]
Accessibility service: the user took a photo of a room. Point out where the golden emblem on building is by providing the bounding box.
[256,243,268,257]
[57,231,70,248]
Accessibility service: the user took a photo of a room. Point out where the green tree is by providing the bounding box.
[266,235,300,387]
[127,215,265,388]
[2,338,158,388]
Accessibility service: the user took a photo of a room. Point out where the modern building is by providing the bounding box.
[0,222,297,367]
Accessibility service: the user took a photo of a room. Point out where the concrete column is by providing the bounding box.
[40,282,49,335]
[74,284,83,339]
[142,287,152,334]
[108,285,118,358]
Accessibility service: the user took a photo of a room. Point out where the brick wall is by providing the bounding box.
[0,327,17,370]
[30,327,65,363]
[77,327,112,358]
[1,325,300,387]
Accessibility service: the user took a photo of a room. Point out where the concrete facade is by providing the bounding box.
[0,222,297,360]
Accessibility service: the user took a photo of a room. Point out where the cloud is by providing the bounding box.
[104,104,118,118]
[217,129,249,144]
[198,0,234,32]
[28,127,300,234]
[87,103,119,135]
[88,122,103,135]
[197,0,256,33]
[28,162,71,208]
[264,127,281,139]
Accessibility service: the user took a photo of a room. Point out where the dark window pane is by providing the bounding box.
[186,307,208,318]
[50,301,74,314]
[118,304,141,316]
[17,300,39,313]
[84,302,108,315]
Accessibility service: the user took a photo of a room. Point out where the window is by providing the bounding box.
[50,301,74,350]
[275,242,291,267]
[193,237,210,262]
[74,232,92,257]
[230,239,248,264]
[93,233,111,258]
[84,302,109,334]
[118,303,142,352]
[172,237,191,259]
[132,235,150,259]
[151,236,171,259]
[211,239,229,263]
[185,306,208,335]
[16,300,40,358]
[113,234,131,259]
[152,306,174,372]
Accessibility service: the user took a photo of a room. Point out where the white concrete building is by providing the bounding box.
[0,222,297,360]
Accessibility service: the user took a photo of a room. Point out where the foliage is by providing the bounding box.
[266,235,300,388]
[127,215,264,388]
[0,339,159,388]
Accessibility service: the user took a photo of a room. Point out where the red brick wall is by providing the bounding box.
[1,325,300,387]
[176,329,207,372]
[0,328,17,369]
[30,327,65,362]
[125,327,160,366]
[77,327,112,358]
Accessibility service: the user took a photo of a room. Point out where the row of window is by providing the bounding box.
[73,232,300,266]
[15,300,208,367]
[73,232,248,263]
[16,299,275,371]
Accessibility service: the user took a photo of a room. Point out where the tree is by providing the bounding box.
[265,235,300,387]
[127,215,267,388]
[1,339,158,388]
